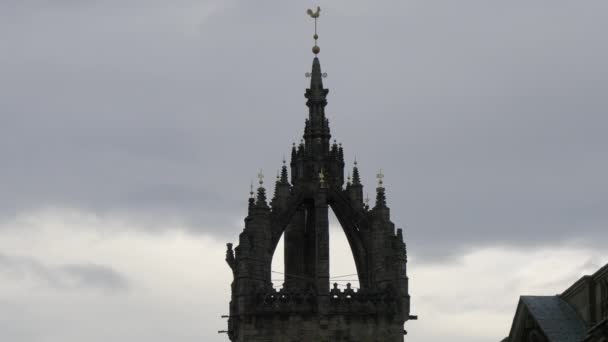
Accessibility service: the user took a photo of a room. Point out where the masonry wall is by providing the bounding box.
[234,314,405,342]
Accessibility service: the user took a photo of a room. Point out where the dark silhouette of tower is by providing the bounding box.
[224,12,413,341]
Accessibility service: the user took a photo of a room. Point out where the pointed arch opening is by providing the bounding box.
[329,209,360,291]
[271,234,285,289]
[268,193,369,292]
[270,208,362,291]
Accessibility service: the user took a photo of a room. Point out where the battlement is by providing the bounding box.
[329,283,399,316]
[254,287,317,315]
[251,284,399,316]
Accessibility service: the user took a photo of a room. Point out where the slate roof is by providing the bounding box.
[521,296,587,342]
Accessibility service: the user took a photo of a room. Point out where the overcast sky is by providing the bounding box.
[1,1,607,341]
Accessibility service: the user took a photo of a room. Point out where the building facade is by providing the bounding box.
[503,263,608,342]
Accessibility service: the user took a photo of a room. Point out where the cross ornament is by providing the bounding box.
[305,72,328,78]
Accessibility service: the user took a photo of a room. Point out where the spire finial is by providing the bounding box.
[248,180,255,210]
[352,158,361,186]
[375,170,387,208]
[255,170,268,207]
[280,158,289,184]
[307,6,321,55]
[376,169,384,188]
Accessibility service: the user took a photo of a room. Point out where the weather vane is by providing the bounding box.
[307,6,321,54]
[257,169,264,186]
[305,6,327,78]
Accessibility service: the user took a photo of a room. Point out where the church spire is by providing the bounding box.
[303,57,330,153]
[291,7,337,185]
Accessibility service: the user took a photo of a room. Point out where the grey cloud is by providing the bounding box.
[0,253,129,292]
[0,0,607,259]
[0,253,61,287]
[62,263,129,291]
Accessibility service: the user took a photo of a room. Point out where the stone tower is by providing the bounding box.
[224,10,413,341]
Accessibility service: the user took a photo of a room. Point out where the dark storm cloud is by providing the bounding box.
[0,0,607,257]
[0,253,128,291]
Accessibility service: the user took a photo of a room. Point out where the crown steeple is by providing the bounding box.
[225,8,412,341]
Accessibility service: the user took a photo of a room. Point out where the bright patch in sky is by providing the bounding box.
[1,209,604,342]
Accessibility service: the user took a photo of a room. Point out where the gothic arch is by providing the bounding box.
[328,188,370,289]
[265,189,370,290]
[268,192,306,256]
